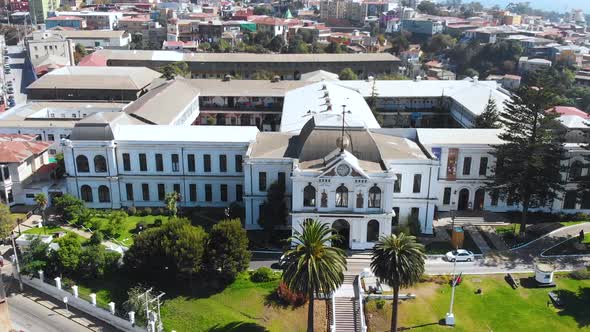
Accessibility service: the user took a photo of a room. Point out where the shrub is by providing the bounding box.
[88,231,104,245]
[573,213,590,221]
[250,267,278,282]
[156,207,166,216]
[375,299,386,309]
[408,214,421,236]
[153,219,163,227]
[570,268,590,280]
[276,281,306,306]
[143,207,152,216]
[127,206,137,216]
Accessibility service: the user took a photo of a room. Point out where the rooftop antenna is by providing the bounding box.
[339,104,351,153]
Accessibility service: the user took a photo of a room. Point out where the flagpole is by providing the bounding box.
[445,258,457,326]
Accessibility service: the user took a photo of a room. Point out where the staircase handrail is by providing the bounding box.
[331,293,336,332]
[357,276,367,332]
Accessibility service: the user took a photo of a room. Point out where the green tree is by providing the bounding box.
[425,34,456,53]
[199,42,211,51]
[417,1,440,15]
[206,219,250,282]
[54,194,84,222]
[34,193,48,227]
[53,233,82,275]
[253,6,272,15]
[326,41,345,54]
[21,236,50,276]
[370,233,425,332]
[282,220,346,332]
[54,153,65,178]
[73,43,87,64]
[103,211,127,238]
[0,204,14,240]
[487,83,565,236]
[339,67,358,80]
[474,96,500,128]
[388,32,410,54]
[368,79,384,124]
[78,244,121,279]
[158,61,191,80]
[268,35,286,52]
[258,182,288,242]
[214,39,231,52]
[88,231,103,245]
[164,192,180,217]
[123,285,154,327]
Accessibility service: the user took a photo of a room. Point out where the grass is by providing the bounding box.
[75,273,134,309]
[366,274,590,332]
[11,213,27,223]
[23,226,87,243]
[88,215,164,246]
[585,233,590,244]
[561,221,589,227]
[160,272,325,332]
[544,237,590,256]
[495,223,520,236]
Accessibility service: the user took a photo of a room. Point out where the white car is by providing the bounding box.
[445,249,474,262]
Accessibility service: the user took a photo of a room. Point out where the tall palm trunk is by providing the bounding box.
[391,285,400,332]
[307,288,314,332]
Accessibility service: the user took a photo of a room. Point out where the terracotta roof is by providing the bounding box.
[0,134,38,141]
[78,53,108,66]
[547,106,590,119]
[0,141,52,163]
[46,16,84,21]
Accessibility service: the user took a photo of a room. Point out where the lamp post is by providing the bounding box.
[445,258,457,326]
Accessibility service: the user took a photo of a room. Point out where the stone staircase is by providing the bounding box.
[332,274,361,332]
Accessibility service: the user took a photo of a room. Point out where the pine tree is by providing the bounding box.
[486,83,565,236]
[474,96,501,128]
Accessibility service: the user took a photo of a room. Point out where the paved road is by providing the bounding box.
[4,44,33,109]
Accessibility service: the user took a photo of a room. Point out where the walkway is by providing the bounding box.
[332,274,360,332]
[464,225,491,254]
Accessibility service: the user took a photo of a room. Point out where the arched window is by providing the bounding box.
[336,185,348,207]
[76,155,89,173]
[367,220,379,242]
[368,185,381,208]
[303,184,316,207]
[80,185,93,202]
[94,155,107,173]
[569,160,584,180]
[98,185,110,203]
[356,193,364,208]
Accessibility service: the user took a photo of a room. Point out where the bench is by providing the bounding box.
[505,273,519,289]
[548,291,563,308]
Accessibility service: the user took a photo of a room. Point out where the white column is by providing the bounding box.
[108,302,115,315]
[72,285,78,298]
[54,277,61,290]
[129,311,135,325]
[90,293,97,306]
[38,270,44,282]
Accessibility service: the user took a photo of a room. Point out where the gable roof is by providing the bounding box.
[0,141,52,163]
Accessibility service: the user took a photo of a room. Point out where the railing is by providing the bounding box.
[357,276,367,332]
[331,293,336,332]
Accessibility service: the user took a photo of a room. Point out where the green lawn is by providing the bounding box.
[366,274,590,332]
[584,234,590,244]
[561,221,589,227]
[75,273,133,309]
[88,215,164,246]
[23,226,87,243]
[495,223,520,236]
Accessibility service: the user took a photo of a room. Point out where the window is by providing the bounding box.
[98,185,110,203]
[2,167,8,181]
[569,160,583,180]
[463,157,472,175]
[204,154,211,172]
[47,134,54,141]
[49,149,56,155]
[411,207,420,219]
[189,184,197,202]
[443,187,452,205]
[139,153,147,171]
[479,157,488,176]
[142,183,149,201]
[367,220,379,242]
[368,185,381,208]
[394,174,402,193]
[236,184,243,201]
[564,191,577,209]
[582,192,590,209]
[220,184,228,201]
[122,153,131,171]
[219,155,227,172]
[187,154,195,172]
[126,183,134,201]
[259,172,267,191]
[336,185,348,207]
[412,174,421,193]
[172,154,179,172]
[158,184,165,201]
[81,185,92,202]
[392,207,400,226]
[205,184,212,201]
[94,155,107,173]
[76,155,89,173]
[173,183,180,194]
[235,155,243,172]
[155,154,164,172]
[278,172,286,188]
[303,184,316,207]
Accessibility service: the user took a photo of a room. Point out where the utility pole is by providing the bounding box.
[10,232,22,291]
[148,292,165,332]
[445,258,457,326]
[137,287,152,331]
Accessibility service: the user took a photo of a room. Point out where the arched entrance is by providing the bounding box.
[474,189,485,211]
[458,188,470,210]
[332,219,350,249]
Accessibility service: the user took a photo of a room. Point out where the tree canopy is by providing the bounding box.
[474,96,501,128]
[206,219,250,282]
[339,68,358,80]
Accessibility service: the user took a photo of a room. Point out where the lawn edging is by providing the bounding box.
[509,222,590,251]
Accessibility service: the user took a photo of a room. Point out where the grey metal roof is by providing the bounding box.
[70,112,145,140]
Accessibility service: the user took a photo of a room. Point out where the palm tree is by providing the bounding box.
[282,220,347,332]
[34,193,48,228]
[371,233,425,332]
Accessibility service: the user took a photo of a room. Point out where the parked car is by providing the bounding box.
[3,56,8,62]
[8,100,15,107]
[6,81,12,88]
[7,87,14,94]
[445,249,474,262]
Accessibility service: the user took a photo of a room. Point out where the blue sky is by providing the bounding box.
[475,0,590,13]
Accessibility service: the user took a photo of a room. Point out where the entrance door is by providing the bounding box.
[458,189,470,210]
[474,189,485,211]
[332,219,350,249]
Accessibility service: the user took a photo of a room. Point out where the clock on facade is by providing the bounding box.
[336,164,350,176]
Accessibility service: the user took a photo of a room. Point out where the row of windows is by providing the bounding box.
[393,173,422,193]
[258,172,286,191]
[461,156,488,176]
[76,155,107,173]
[121,153,243,173]
[123,183,243,202]
[303,184,382,209]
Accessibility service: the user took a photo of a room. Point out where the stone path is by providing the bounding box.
[464,225,491,254]
[478,226,509,251]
